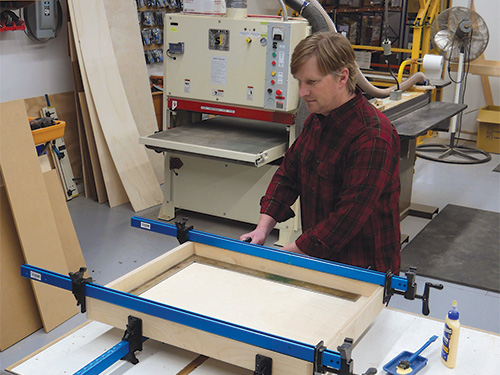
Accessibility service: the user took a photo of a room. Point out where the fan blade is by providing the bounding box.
[434,30,454,52]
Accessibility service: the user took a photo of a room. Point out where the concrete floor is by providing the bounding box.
[1,149,499,374]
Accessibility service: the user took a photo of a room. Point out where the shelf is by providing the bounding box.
[0,0,35,10]
[324,6,402,13]
[0,23,25,32]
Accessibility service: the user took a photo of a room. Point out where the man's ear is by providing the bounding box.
[337,67,349,88]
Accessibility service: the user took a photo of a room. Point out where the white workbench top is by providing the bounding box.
[7,308,499,375]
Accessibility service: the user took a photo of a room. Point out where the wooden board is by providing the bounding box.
[67,10,129,208]
[78,92,108,204]
[0,100,78,332]
[68,0,163,212]
[104,0,163,183]
[43,169,87,273]
[87,241,384,374]
[68,21,96,201]
[0,185,42,351]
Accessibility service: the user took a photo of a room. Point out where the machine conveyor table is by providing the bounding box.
[140,116,289,167]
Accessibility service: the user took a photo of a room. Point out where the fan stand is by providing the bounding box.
[416,51,491,165]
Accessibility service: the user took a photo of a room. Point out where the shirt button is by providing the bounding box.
[316,159,320,164]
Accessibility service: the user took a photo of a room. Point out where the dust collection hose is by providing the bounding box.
[284,0,426,97]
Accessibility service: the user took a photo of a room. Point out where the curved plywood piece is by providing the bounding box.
[69,0,163,212]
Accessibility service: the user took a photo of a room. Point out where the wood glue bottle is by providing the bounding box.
[441,300,460,368]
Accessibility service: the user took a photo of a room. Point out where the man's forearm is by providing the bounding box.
[256,213,277,237]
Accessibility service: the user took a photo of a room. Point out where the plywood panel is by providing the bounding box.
[0,100,78,332]
[69,0,163,212]
[104,0,163,183]
[78,92,107,204]
[68,20,96,201]
[67,8,128,208]
[43,169,86,273]
[141,262,364,344]
[0,185,42,350]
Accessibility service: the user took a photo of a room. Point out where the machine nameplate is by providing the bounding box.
[208,29,230,51]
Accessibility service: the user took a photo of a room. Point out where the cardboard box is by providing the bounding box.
[476,105,500,154]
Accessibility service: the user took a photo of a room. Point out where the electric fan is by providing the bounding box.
[416,6,491,164]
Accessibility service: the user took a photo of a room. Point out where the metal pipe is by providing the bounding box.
[284,0,426,97]
[277,0,288,22]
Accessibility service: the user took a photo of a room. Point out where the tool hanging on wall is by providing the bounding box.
[41,95,78,200]
[23,0,63,43]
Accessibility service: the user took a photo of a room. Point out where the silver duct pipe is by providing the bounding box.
[284,0,426,98]
[226,0,247,8]
[226,0,247,18]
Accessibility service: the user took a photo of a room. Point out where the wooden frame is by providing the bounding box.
[87,241,384,374]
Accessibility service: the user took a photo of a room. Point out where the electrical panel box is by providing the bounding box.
[164,13,310,112]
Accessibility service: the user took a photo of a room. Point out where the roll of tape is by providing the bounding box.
[423,54,444,80]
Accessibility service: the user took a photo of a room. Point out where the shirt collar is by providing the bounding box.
[318,87,363,122]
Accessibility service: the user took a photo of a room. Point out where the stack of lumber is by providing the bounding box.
[67,0,163,212]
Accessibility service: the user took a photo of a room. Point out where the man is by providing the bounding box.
[240,32,401,274]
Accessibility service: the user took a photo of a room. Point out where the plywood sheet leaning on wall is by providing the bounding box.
[0,184,42,350]
[68,21,96,201]
[43,169,87,273]
[0,100,78,332]
[67,13,129,209]
[104,0,163,183]
[68,0,163,212]
[78,92,108,204]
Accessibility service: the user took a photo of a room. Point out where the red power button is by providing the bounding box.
[276,89,282,96]
[272,61,276,66]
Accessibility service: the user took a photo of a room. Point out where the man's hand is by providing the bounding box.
[281,241,306,255]
[240,228,268,245]
[240,214,277,245]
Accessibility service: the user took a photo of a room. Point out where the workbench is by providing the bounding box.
[7,308,499,375]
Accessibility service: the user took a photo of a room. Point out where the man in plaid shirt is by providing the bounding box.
[241,32,401,274]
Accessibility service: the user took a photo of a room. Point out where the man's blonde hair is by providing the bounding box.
[291,32,357,94]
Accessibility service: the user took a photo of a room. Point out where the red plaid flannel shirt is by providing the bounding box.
[261,89,401,273]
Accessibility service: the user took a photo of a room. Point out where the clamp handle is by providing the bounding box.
[420,282,444,316]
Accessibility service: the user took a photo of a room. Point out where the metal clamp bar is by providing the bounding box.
[73,319,148,375]
[73,340,130,375]
[21,264,342,371]
[130,216,408,293]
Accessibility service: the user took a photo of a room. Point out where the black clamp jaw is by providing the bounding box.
[69,267,93,313]
[384,267,444,315]
[314,339,376,375]
[175,217,193,244]
[121,316,144,365]
[254,354,272,375]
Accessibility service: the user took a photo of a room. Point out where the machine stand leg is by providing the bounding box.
[254,354,272,375]
[121,316,144,365]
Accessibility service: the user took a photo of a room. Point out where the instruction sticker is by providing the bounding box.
[210,56,227,85]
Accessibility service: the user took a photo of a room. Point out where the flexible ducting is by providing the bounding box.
[284,0,426,98]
